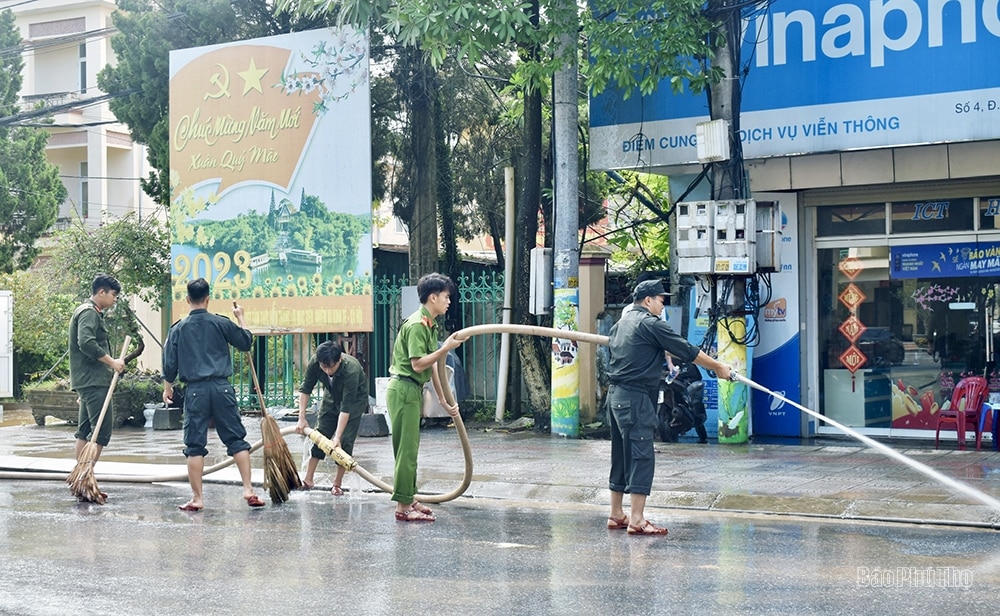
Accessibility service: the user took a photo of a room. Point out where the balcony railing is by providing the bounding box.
[19,91,83,109]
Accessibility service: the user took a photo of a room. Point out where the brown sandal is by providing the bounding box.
[331,485,344,496]
[627,520,668,535]
[411,501,433,515]
[607,515,629,530]
[395,508,435,522]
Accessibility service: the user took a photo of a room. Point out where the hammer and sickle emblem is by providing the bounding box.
[203,64,231,100]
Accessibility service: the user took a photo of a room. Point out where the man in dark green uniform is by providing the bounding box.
[606,279,734,535]
[295,340,369,495]
[387,273,463,522]
[162,278,263,511]
[69,273,125,471]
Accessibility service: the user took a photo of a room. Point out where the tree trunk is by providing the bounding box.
[436,92,462,333]
[513,0,551,422]
[407,55,440,281]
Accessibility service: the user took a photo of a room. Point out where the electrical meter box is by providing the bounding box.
[713,199,756,275]
[529,247,552,315]
[754,200,782,272]
[675,200,714,274]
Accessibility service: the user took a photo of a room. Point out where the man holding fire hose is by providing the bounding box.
[606,279,734,535]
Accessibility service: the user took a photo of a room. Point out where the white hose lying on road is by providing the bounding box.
[0,325,609,504]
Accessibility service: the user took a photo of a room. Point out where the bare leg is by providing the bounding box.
[232,450,256,500]
[629,493,648,527]
[609,489,626,521]
[333,465,346,493]
[302,456,320,488]
[184,455,205,509]
[75,439,103,462]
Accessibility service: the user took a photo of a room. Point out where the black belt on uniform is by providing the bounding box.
[184,376,225,384]
[609,381,649,393]
[391,374,421,387]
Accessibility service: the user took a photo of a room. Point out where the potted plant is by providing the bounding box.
[25,370,163,428]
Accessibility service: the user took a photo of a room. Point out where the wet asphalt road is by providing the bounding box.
[0,479,997,616]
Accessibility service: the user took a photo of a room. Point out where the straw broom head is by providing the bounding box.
[66,446,104,504]
[67,336,130,504]
[260,412,302,503]
[240,327,301,504]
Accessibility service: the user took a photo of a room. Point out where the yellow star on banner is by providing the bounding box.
[237,58,268,96]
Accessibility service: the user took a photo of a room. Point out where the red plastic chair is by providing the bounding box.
[935,376,988,450]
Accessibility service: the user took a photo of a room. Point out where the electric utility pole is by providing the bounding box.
[550,0,580,436]
[709,1,750,444]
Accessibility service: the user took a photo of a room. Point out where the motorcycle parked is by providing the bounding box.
[656,362,708,443]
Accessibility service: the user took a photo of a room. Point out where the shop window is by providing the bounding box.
[816,203,885,237]
[818,245,1000,432]
[978,197,1000,230]
[890,198,973,234]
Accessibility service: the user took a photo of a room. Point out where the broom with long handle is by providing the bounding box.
[67,335,131,504]
[241,325,301,503]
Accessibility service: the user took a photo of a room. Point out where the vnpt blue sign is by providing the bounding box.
[590,0,1000,169]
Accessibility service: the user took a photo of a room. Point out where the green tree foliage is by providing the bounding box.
[46,214,172,367]
[280,0,720,98]
[603,172,672,276]
[48,213,171,308]
[2,213,170,391]
[583,0,722,98]
[0,269,76,388]
[0,9,67,274]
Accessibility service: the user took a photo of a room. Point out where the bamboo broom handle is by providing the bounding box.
[86,335,131,444]
[236,302,269,414]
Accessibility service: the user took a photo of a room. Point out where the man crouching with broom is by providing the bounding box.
[162,278,265,511]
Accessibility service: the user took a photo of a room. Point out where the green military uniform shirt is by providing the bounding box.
[68,300,113,391]
[389,306,440,384]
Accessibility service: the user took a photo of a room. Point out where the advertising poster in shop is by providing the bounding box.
[891,241,1000,279]
[168,28,373,332]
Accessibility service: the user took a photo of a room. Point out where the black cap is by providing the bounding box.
[633,279,670,301]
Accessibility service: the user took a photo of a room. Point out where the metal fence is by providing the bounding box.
[369,272,505,413]
[230,333,333,410]
[230,272,505,412]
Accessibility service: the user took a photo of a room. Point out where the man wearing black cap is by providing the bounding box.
[605,279,734,535]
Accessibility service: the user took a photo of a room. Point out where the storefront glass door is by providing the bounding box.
[818,245,1000,435]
